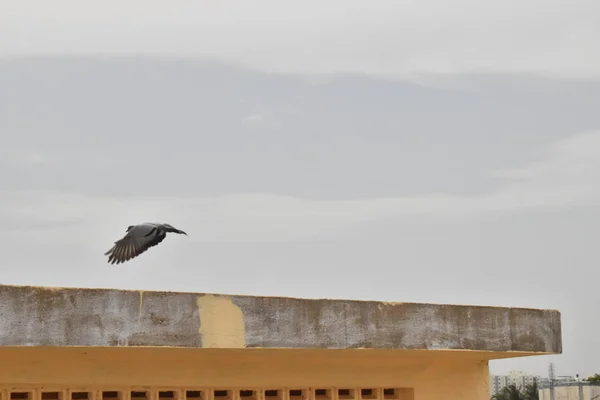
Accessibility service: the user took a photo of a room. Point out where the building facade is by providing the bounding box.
[490,371,545,396]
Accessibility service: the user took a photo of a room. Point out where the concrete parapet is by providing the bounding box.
[0,284,561,355]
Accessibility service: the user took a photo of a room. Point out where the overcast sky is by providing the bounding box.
[1,0,599,379]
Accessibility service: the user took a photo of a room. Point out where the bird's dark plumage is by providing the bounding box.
[104,223,187,265]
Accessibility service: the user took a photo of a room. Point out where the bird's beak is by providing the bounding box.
[180,230,188,235]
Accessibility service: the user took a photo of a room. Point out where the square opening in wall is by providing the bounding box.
[71,393,89,400]
[102,393,119,400]
[130,392,148,400]
[337,390,356,400]
[213,391,232,400]
[288,390,305,400]
[314,390,331,400]
[102,392,120,400]
[159,392,176,400]
[11,393,31,400]
[360,390,377,400]
[264,391,281,400]
[185,392,203,400]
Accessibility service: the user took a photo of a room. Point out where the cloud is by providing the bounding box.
[242,113,266,125]
[1,0,599,80]
[242,106,303,127]
[488,130,600,205]
[2,130,599,244]
[1,148,52,166]
[0,146,120,170]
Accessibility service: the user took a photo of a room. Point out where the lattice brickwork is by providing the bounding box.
[0,388,414,400]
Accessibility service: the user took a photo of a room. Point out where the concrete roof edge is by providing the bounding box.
[0,284,562,354]
[0,283,561,313]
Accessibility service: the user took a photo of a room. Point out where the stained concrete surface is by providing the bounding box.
[0,284,561,354]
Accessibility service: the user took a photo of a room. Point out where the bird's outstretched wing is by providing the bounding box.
[104,226,166,265]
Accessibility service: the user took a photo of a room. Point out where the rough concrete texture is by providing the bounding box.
[0,284,562,354]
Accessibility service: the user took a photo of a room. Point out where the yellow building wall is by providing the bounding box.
[0,348,490,400]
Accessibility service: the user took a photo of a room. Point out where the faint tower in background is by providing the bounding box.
[548,362,556,400]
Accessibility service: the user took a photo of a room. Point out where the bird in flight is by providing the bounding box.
[104,223,187,265]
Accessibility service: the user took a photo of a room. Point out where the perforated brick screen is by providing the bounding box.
[1,388,414,400]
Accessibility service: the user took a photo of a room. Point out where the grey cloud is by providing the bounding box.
[2,57,600,200]
[2,0,600,79]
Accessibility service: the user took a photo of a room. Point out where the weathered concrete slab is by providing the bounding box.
[0,284,561,354]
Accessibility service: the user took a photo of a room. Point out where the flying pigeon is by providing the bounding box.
[104,223,187,264]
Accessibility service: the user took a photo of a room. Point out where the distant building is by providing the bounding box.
[490,375,509,396]
[490,371,545,396]
[556,376,578,383]
[507,370,541,389]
